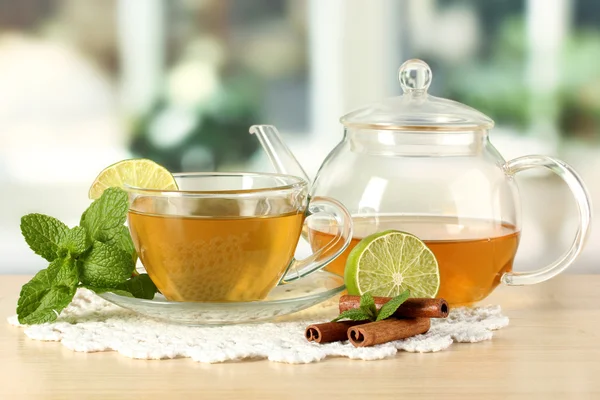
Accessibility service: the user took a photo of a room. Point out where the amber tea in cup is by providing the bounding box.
[126,173,352,302]
[129,210,304,302]
[308,215,520,306]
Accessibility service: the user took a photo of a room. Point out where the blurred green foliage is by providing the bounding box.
[445,15,600,140]
[444,17,530,130]
[130,70,262,173]
[558,29,600,140]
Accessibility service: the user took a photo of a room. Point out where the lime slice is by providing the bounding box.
[344,230,440,298]
[88,159,178,199]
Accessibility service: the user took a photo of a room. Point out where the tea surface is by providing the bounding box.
[129,210,304,302]
[308,215,520,305]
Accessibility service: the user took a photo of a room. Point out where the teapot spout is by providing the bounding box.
[249,125,310,182]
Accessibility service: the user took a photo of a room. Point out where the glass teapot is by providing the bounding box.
[250,59,592,306]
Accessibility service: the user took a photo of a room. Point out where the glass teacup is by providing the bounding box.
[125,172,352,302]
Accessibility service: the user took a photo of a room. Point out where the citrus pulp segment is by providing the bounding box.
[88,159,178,199]
[344,230,440,298]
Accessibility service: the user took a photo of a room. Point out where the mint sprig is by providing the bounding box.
[80,188,129,242]
[331,290,411,322]
[16,259,77,324]
[17,187,157,324]
[79,241,134,287]
[376,290,410,321]
[20,214,69,262]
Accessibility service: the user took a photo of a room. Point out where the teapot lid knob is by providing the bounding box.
[340,58,494,130]
[398,59,432,94]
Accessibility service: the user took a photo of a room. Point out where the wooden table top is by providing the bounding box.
[1,274,599,399]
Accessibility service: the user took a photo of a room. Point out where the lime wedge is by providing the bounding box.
[88,159,178,199]
[344,230,440,298]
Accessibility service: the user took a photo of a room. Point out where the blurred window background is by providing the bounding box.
[0,0,598,274]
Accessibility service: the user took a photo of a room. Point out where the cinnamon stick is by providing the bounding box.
[348,318,431,348]
[305,321,366,344]
[339,295,449,319]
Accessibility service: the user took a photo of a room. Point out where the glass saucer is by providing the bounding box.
[97,271,344,325]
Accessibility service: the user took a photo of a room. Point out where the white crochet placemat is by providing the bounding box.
[7,289,509,364]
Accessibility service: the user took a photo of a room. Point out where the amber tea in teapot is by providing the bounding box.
[308,216,520,306]
[250,59,591,307]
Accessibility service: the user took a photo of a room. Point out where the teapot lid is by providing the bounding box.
[340,59,494,131]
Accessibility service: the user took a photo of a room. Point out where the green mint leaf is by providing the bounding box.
[104,225,137,263]
[359,292,377,320]
[79,241,134,287]
[60,226,90,257]
[376,289,411,321]
[86,275,156,300]
[117,274,157,300]
[17,268,53,323]
[80,187,129,243]
[84,286,134,298]
[331,308,372,322]
[20,214,69,262]
[48,256,79,288]
[17,258,78,324]
[19,286,76,325]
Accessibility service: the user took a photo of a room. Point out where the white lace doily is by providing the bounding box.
[7,289,508,364]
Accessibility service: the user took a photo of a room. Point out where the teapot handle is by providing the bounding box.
[501,155,592,286]
[280,196,353,284]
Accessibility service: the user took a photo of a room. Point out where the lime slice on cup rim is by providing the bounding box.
[88,159,178,199]
[344,230,440,298]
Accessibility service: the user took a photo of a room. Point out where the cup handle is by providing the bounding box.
[280,196,353,284]
[501,155,592,286]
